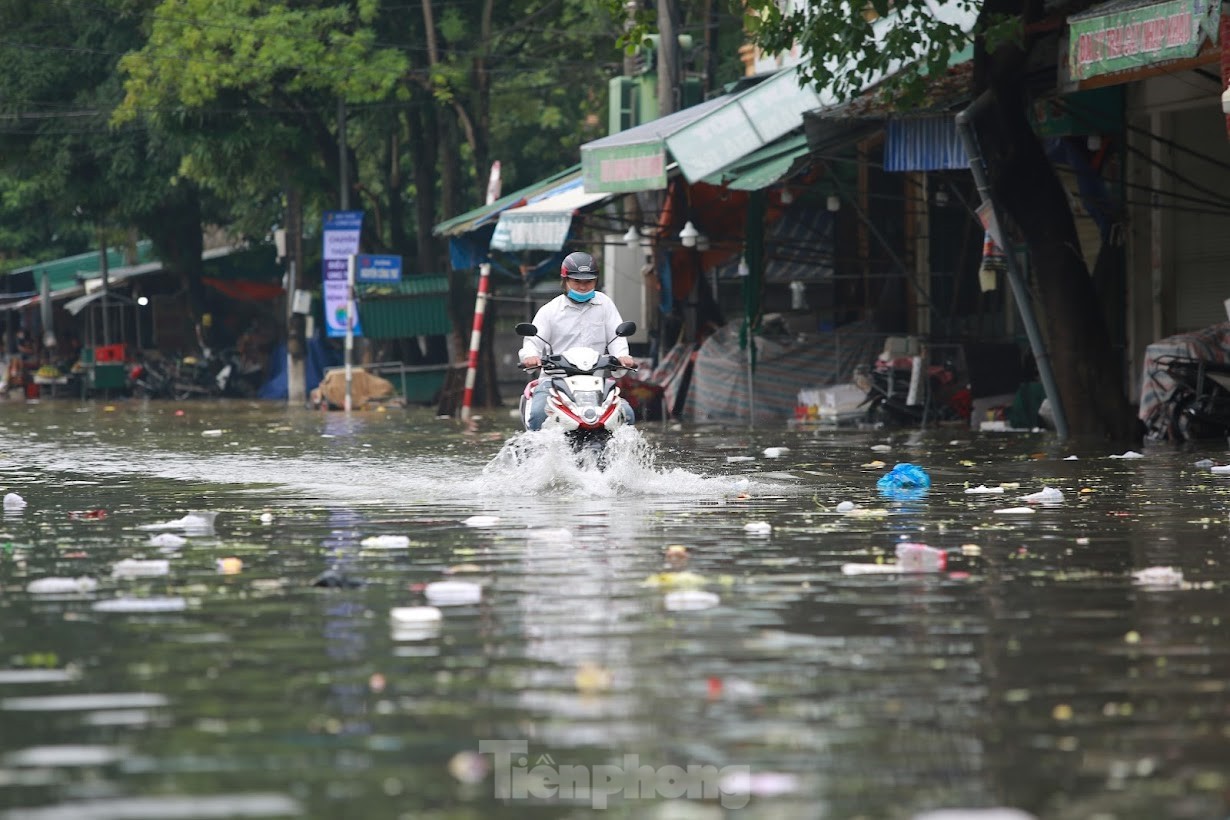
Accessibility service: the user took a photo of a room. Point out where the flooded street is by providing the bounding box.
[0,400,1228,819]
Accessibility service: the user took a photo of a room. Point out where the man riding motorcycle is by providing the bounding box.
[519,251,636,431]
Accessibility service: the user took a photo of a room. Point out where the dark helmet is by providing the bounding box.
[560,251,599,280]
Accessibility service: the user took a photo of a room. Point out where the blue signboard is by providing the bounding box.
[322,211,364,338]
[356,254,403,284]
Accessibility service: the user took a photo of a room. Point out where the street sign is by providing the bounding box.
[355,254,403,284]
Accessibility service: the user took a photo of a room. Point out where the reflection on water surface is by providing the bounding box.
[0,401,1226,819]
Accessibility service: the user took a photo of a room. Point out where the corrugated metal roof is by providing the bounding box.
[883,117,969,172]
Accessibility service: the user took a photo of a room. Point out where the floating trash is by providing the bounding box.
[149,533,187,549]
[390,606,443,625]
[6,744,127,767]
[390,606,443,640]
[1132,566,1184,587]
[870,444,893,453]
[0,669,79,684]
[201,429,223,437]
[259,512,274,524]
[216,557,243,575]
[643,571,706,588]
[911,810,1038,820]
[1064,455,1079,461]
[877,463,931,491]
[763,447,789,458]
[841,563,902,575]
[719,769,800,798]
[111,559,170,579]
[4,493,26,510]
[1109,451,1144,459]
[743,521,772,536]
[964,485,1005,495]
[448,750,491,785]
[993,507,1036,515]
[574,662,613,693]
[726,455,756,463]
[361,535,411,549]
[835,501,857,513]
[92,597,187,613]
[0,693,169,711]
[526,527,572,542]
[138,511,217,535]
[462,515,500,528]
[1212,465,1230,474]
[1020,487,1064,504]
[423,580,482,606]
[27,577,98,595]
[664,589,721,611]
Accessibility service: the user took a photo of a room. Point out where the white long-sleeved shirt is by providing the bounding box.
[518,291,630,363]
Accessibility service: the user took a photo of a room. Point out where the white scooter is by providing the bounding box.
[516,321,637,463]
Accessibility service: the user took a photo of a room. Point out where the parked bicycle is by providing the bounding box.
[1148,355,1230,441]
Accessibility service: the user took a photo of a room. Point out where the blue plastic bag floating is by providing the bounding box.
[876,463,932,491]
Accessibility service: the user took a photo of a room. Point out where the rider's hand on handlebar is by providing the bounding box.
[617,356,637,370]
[521,356,541,369]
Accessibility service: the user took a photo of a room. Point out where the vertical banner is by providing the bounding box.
[322,211,364,338]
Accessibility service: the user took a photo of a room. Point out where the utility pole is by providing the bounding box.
[338,99,349,210]
[657,0,680,117]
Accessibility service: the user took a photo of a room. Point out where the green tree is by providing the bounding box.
[743,0,1134,439]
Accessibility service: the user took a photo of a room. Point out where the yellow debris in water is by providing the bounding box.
[104,405,116,412]
[574,662,612,694]
[1052,704,1073,721]
[642,571,706,588]
[216,557,243,575]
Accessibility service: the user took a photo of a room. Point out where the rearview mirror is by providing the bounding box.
[615,321,636,338]
[515,323,538,337]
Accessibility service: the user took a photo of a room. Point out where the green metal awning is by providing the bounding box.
[433,165,582,237]
[580,94,735,193]
[2,240,157,293]
[581,63,823,193]
[665,65,823,185]
[700,133,812,191]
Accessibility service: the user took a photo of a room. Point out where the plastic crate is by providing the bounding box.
[94,343,126,363]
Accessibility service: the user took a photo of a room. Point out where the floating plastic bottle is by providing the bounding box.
[895,542,948,572]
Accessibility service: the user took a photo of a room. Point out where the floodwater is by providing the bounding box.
[0,400,1227,819]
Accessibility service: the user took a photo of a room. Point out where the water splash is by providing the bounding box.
[476,427,756,499]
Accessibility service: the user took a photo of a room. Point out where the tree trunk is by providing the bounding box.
[137,184,206,343]
[975,2,1136,441]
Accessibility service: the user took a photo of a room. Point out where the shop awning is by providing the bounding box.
[664,66,824,185]
[64,289,137,317]
[581,66,824,193]
[580,94,736,193]
[489,179,614,251]
[433,165,583,238]
[700,133,812,190]
[1,240,157,295]
[1064,0,1220,87]
[0,245,256,312]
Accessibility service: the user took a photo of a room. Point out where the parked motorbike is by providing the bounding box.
[853,353,968,428]
[1150,354,1230,441]
[515,320,637,465]
[128,357,176,399]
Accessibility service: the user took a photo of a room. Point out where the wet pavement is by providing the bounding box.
[0,399,1227,819]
